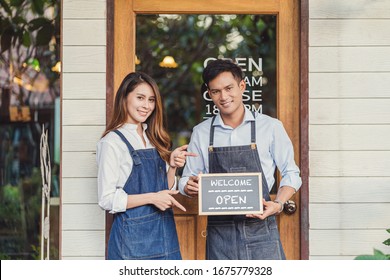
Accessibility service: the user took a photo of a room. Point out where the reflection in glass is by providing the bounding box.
[136,14,277,189]
[0,0,60,259]
[136,14,276,141]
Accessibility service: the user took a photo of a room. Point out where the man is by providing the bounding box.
[178,59,302,260]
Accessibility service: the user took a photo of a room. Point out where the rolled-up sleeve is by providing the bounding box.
[271,121,302,191]
[96,141,128,213]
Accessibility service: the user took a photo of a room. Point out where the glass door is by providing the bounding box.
[111,0,301,259]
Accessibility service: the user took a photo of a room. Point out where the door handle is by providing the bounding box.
[283,200,297,215]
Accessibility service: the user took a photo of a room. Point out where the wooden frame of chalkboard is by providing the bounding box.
[198,172,263,215]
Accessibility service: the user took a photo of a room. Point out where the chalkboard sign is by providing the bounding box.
[198,173,263,215]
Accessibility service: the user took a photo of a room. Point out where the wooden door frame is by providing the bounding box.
[105,0,309,259]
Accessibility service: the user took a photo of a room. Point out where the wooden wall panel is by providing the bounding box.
[62,100,106,125]
[63,20,106,46]
[310,229,390,255]
[63,46,106,73]
[310,19,390,46]
[174,216,196,260]
[133,0,280,13]
[63,73,106,100]
[63,126,104,151]
[62,152,97,178]
[62,256,105,260]
[310,0,390,19]
[310,151,390,177]
[310,99,390,124]
[310,204,390,229]
[63,0,106,19]
[308,0,390,260]
[309,125,390,150]
[62,205,105,230]
[61,231,105,257]
[62,178,98,204]
[62,0,106,260]
[310,73,390,99]
[310,47,390,72]
[310,177,390,203]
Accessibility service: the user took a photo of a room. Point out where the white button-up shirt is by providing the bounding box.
[96,123,174,214]
[178,108,302,194]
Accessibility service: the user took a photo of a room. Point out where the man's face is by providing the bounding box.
[208,71,245,119]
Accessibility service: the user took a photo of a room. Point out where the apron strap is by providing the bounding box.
[209,112,257,148]
[209,115,217,149]
[250,111,256,149]
[113,130,142,165]
[251,111,256,144]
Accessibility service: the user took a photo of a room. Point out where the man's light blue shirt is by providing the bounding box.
[178,107,302,194]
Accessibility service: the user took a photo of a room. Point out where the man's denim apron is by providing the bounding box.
[107,130,181,260]
[206,114,286,260]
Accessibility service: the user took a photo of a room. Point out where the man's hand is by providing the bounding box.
[184,175,200,197]
[246,199,282,220]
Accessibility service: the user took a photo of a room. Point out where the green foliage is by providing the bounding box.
[0,184,22,230]
[355,229,390,260]
[0,0,60,98]
[384,228,390,246]
[0,0,60,260]
[0,0,57,52]
[0,168,47,259]
[31,238,59,260]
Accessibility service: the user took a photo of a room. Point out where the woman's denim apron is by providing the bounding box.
[206,114,286,260]
[107,130,181,260]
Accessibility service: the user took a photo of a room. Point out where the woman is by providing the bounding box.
[97,72,195,260]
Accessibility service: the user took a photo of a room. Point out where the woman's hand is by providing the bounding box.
[151,190,186,212]
[169,144,197,168]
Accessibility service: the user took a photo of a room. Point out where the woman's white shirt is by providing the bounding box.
[96,123,175,214]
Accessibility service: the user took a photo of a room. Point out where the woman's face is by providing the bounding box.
[125,83,156,125]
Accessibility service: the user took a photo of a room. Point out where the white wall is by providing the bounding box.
[60,0,390,260]
[61,0,106,259]
[309,0,390,259]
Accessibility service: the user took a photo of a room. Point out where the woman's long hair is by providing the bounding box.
[102,72,172,162]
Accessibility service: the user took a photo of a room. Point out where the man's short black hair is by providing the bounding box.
[202,59,244,88]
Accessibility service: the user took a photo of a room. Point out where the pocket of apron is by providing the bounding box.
[246,239,283,260]
[243,218,269,239]
[122,211,165,259]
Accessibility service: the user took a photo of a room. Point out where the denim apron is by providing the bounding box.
[107,130,181,260]
[206,114,286,260]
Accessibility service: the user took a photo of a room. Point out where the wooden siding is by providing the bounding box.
[63,73,106,100]
[60,0,390,260]
[309,0,390,259]
[310,230,390,256]
[62,0,106,259]
[310,0,390,19]
[63,0,106,19]
[310,73,390,99]
[310,20,390,46]
[310,177,390,203]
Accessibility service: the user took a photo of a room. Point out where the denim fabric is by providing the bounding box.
[206,117,286,260]
[107,130,181,260]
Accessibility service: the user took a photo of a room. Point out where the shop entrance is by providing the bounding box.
[110,0,302,259]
